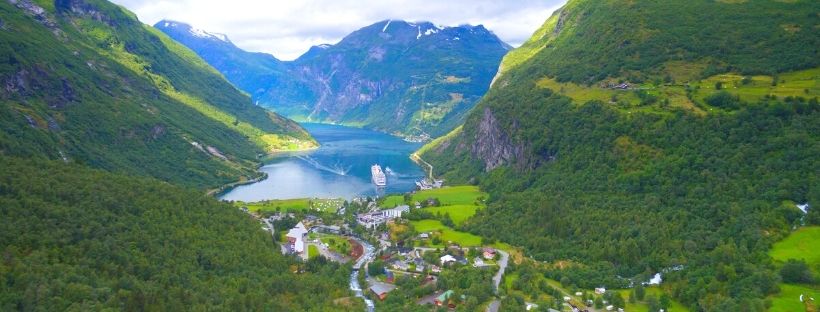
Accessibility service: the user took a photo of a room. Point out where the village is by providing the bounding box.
[238,186,681,312]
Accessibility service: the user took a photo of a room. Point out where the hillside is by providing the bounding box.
[420,0,820,311]
[0,155,356,311]
[0,0,316,188]
[156,19,511,139]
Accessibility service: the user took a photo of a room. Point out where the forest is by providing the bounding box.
[0,156,357,311]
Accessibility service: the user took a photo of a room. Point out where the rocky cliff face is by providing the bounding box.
[156,20,510,139]
[471,108,526,171]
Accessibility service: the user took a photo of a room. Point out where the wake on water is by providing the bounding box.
[296,155,351,176]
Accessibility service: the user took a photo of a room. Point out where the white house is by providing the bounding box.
[595,287,606,294]
[286,222,308,253]
[440,255,457,265]
[382,205,410,218]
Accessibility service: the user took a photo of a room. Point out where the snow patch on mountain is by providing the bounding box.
[382,20,391,32]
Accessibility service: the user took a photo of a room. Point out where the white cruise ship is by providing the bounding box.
[371,164,387,186]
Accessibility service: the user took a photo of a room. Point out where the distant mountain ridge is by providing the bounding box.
[156,19,511,139]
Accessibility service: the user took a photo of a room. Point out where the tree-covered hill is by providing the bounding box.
[0,155,357,311]
[157,19,511,139]
[0,0,316,188]
[420,0,819,311]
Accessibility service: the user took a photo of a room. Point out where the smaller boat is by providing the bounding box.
[385,167,396,176]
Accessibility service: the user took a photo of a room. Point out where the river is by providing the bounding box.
[219,123,426,201]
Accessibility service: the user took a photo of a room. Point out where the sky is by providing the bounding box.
[111,0,566,60]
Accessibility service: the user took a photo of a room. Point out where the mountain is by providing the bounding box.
[156,19,511,139]
[1,0,316,189]
[420,0,819,310]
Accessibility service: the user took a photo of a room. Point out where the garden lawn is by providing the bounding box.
[308,245,319,259]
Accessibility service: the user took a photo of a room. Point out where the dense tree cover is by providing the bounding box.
[501,0,819,84]
[780,259,815,284]
[374,265,495,312]
[0,156,356,311]
[419,1,819,310]
[423,79,818,310]
[0,0,313,188]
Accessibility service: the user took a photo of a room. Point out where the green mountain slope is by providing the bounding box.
[420,0,820,311]
[0,156,356,311]
[156,20,511,140]
[0,0,315,188]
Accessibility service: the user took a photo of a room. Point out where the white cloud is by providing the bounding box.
[111,0,565,60]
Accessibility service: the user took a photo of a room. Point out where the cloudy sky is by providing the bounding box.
[111,0,566,60]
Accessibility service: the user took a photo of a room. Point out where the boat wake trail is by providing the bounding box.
[296,155,351,176]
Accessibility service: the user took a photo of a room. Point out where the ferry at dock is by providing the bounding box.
[371,164,387,186]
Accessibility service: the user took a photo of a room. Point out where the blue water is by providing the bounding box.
[219,123,426,201]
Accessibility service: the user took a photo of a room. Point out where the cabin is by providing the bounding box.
[369,283,396,300]
[440,255,456,266]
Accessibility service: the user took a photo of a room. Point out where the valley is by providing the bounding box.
[1,0,818,311]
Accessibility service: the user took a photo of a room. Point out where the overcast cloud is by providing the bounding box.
[111,0,566,60]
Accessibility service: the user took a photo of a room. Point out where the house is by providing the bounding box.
[575,292,583,296]
[440,255,457,265]
[605,305,614,311]
[286,222,308,254]
[382,205,410,218]
[434,290,454,306]
[563,296,571,302]
[473,257,485,267]
[454,255,468,265]
[369,283,397,300]
[385,270,394,283]
[525,302,539,311]
[482,248,496,260]
[391,260,409,271]
[430,265,441,273]
[595,287,606,295]
[419,233,429,239]
[416,263,425,272]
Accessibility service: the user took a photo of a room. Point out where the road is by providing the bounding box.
[491,249,510,293]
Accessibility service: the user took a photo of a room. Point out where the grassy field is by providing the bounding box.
[422,204,480,226]
[770,283,819,312]
[534,68,818,115]
[410,219,482,246]
[234,198,343,213]
[770,227,820,276]
[616,287,690,312]
[769,226,820,312]
[382,185,487,207]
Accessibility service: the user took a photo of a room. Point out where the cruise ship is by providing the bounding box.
[371,164,387,186]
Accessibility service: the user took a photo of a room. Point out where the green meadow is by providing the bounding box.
[410,219,482,247]
[234,198,344,213]
[769,226,820,312]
